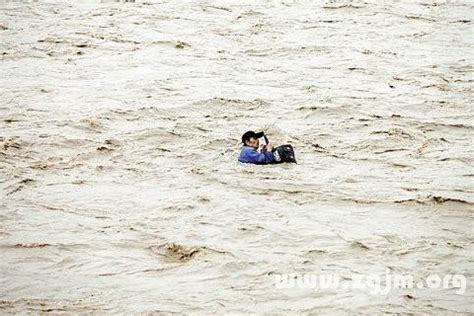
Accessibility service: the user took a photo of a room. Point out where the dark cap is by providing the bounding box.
[241,130,264,143]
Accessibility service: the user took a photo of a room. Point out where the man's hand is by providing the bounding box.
[260,144,273,153]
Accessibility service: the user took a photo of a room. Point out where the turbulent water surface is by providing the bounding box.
[1,0,473,313]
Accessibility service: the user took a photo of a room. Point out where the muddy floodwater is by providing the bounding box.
[1,0,473,314]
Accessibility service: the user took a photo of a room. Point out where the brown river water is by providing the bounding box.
[1,0,473,314]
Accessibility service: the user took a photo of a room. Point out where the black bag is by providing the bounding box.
[257,131,296,164]
[272,144,297,163]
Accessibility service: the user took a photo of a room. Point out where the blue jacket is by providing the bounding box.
[238,146,274,164]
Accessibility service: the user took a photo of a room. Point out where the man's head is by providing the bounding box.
[242,131,264,149]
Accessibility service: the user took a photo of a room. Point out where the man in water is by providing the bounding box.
[238,131,274,164]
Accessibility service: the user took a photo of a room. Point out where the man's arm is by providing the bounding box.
[245,149,274,164]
